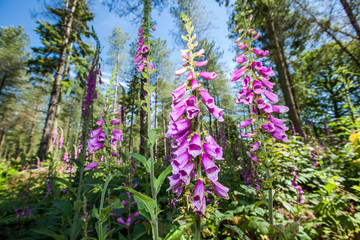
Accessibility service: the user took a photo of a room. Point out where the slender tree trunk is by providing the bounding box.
[0,73,7,97]
[339,0,360,41]
[26,106,39,155]
[263,6,304,134]
[65,116,71,147]
[0,124,6,149]
[37,0,78,160]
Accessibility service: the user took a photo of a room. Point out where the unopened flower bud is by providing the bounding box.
[253,32,260,40]
[247,28,253,35]
[249,14,253,21]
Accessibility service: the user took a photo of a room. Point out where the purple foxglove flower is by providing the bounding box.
[260,67,275,77]
[238,119,253,129]
[193,179,206,216]
[97,131,106,141]
[87,140,104,153]
[253,80,264,94]
[231,68,245,82]
[261,122,276,133]
[133,212,140,218]
[91,127,103,138]
[269,117,288,130]
[136,62,145,72]
[134,54,142,64]
[199,72,218,80]
[171,83,187,102]
[167,174,183,197]
[191,79,199,90]
[85,162,99,171]
[188,133,202,158]
[237,88,249,99]
[204,134,217,145]
[256,98,266,109]
[179,163,194,185]
[175,67,187,76]
[211,181,229,199]
[263,90,279,103]
[250,141,260,152]
[200,89,215,108]
[140,45,149,54]
[236,54,247,64]
[239,92,254,105]
[166,118,191,137]
[112,152,120,157]
[180,50,189,59]
[187,72,194,80]
[138,27,144,36]
[138,37,144,46]
[261,78,274,90]
[271,130,290,142]
[253,48,269,58]
[117,217,125,225]
[208,105,224,122]
[170,104,186,122]
[263,104,273,113]
[242,76,250,88]
[252,61,262,71]
[111,118,121,125]
[96,119,105,126]
[172,151,191,174]
[246,151,259,162]
[171,129,191,148]
[126,216,132,227]
[112,129,123,141]
[171,139,189,157]
[203,142,224,160]
[187,106,200,119]
[237,43,247,50]
[186,96,197,107]
[202,154,220,181]
[196,48,205,56]
[195,60,208,67]
[272,105,289,113]
[253,32,260,40]
[149,61,154,71]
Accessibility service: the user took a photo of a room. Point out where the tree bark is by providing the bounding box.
[339,0,360,41]
[263,6,304,134]
[26,105,38,155]
[0,73,7,97]
[37,0,78,160]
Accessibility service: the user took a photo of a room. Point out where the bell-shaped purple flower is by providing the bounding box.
[202,154,220,181]
[171,129,191,148]
[238,119,253,129]
[208,105,224,122]
[272,105,289,113]
[179,163,194,185]
[172,151,191,174]
[111,118,121,125]
[170,104,186,122]
[203,139,224,160]
[112,129,123,141]
[199,72,218,80]
[188,133,202,158]
[211,181,229,199]
[85,162,99,171]
[96,119,105,126]
[91,127,103,138]
[171,83,187,102]
[193,179,206,216]
[200,89,215,108]
[246,151,259,162]
[250,141,260,152]
[171,139,189,157]
[263,90,279,103]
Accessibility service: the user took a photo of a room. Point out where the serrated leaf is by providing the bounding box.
[148,128,161,146]
[91,207,100,220]
[155,165,172,195]
[73,200,83,213]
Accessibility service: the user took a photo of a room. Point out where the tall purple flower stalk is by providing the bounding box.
[166,16,229,221]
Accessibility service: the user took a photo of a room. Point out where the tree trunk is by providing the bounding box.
[37,0,78,160]
[139,76,148,157]
[263,6,304,134]
[339,0,360,41]
[26,105,39,155]
[0,73,7,97]
[0,124,6,149]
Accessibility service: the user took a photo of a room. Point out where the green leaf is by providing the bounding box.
[282,201,295,213]
[324,183,336,194]
[91,207,100,220]
[111,199,124,209]
[150,69,159,75]
[284,222,300,240]
[127,153,150,173]
[148,128,161,146]
[224,224,250,240]
[253,200,267,210]
[49,177,72,188]
[73,200,83,213]
[155,165,172,194]
[52,200,72,223]
[116,186,156,239]
[31,229,66,240]
[164,225,186,240]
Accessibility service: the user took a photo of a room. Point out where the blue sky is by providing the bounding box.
[0,0,237,78]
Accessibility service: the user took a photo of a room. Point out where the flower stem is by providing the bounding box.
[98,174,112,240]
